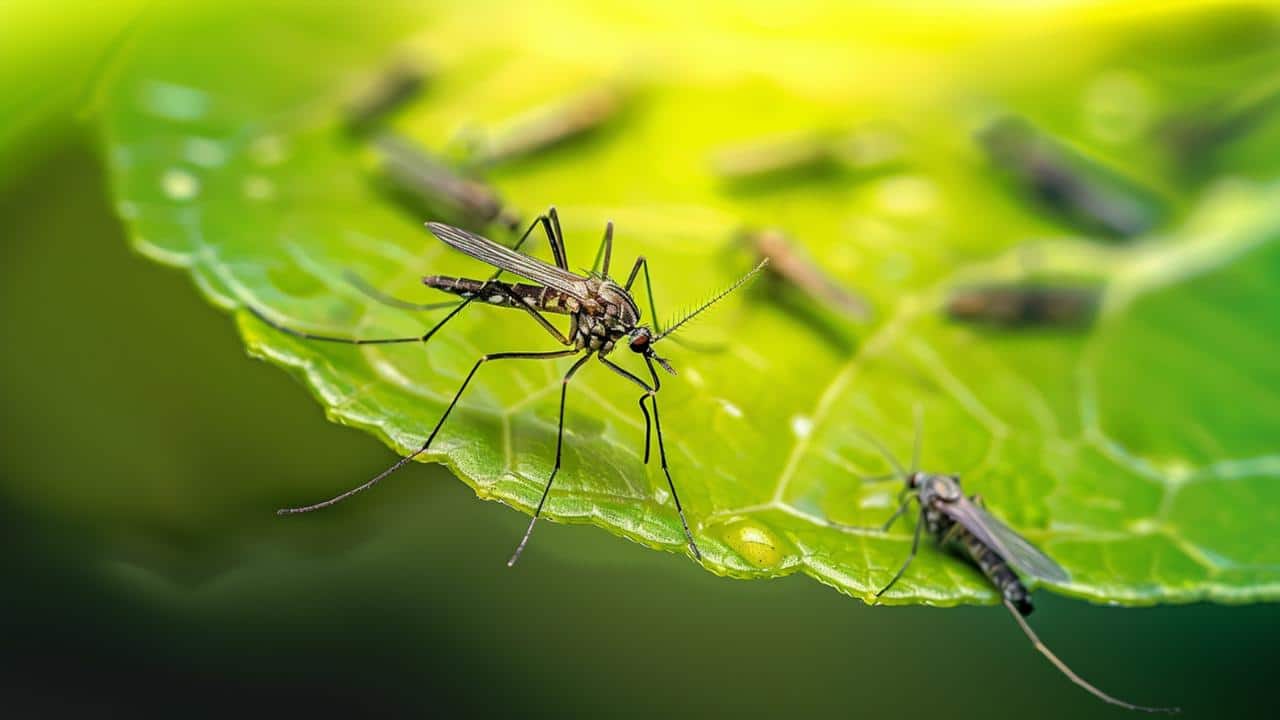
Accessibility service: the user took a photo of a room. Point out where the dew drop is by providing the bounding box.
[243,175,275,201]
[718,518,790,569]
[250,135,288,166]
[184,137,227,167]
[653,486,670,505]
[791,414,813,439]
[139,80,209,121]
[161,168,200,201]
[719,399,743,418]
[876,175,937,216]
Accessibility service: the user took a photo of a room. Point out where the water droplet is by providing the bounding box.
[683,367,705,388]
[139,80,210,121]
[719,399,743,418]
[184,137,227,167]
[161,168,200,201]
[653,486,670,505]
[243,175,275,201]
[791,414,813,439]
[250,135,288,166]
[1128,518,1160,535]
[876,175,937,216]
[719,518,790,569]
[859,490,894,509]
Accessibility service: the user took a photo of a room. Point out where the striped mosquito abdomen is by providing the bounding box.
[954,525,1034,616]
[423,275,581,314]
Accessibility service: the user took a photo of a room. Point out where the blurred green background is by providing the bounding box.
[3,1,1279,717]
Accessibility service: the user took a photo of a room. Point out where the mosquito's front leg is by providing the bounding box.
[598,354,701,561]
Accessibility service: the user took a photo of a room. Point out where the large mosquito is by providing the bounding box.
[249,208,765,566]
[839,408,1179,714]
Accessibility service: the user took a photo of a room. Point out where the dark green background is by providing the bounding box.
[0,139,1274,717]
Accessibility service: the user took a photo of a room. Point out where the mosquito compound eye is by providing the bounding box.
[629,334,649,353]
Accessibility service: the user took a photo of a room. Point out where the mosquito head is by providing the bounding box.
[906,471,927,489]
[628,326,676,374]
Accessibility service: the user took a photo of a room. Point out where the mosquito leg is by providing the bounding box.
[875,507,925,599]
[623,256,662,332]
[278,348,580,515]
[508,351,595,567]
[879,491,915,532]
[250,214,557,345]
[598,354,701,560]
[343,269,457,312]
[496,284,572,345]
[590,221,614,277]
[546,207,569,270]
[1003,599,1180,714]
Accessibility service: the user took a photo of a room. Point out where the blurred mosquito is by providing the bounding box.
[945,283,1099,328]
[372,132,521,232]
[835,408,1178,714]
[342,57,431,136]
[249,208,765,566]
[463,84,631,167]
[735,227,871,321]
[979,115,1162,240]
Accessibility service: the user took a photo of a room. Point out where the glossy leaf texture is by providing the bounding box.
[100,0,1280,605]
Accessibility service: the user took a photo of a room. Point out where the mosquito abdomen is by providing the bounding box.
[957,526,1034,616]
[423,276,578,314]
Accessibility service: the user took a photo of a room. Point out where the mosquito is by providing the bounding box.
[372,131,521,232]
[945,283,1099,328]
[735,227,871,321]
[979,115,1161,240]
[249,208,765,566]
[342,57,431,136]
[464,84,630,167]
[837,408,1179,713]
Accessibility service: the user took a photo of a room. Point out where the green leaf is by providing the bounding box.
[99,1,1280,606]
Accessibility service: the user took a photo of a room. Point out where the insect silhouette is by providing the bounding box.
[735,227,871,321]
[249,208,765,566]
[842,409,1179,714]
[945,283,1099,329]
[372,132,521,232]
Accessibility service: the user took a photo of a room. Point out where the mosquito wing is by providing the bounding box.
[426,221,591,298]
[939,498,1071,584]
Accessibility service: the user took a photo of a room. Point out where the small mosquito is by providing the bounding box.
[464,84,631,167]
[945,283,1099,328]
[979,115,1161,240]
[249,208,765,566]
[372,132,521,231]
[342,57,431,136]
[838,409,1179,713]
[735,227,871,321]
[710,128,901,184]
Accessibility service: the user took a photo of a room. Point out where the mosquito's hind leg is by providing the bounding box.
[278,347,580,515]
[249,214,559,345]
[343,269,457,312]
[507,351,595,567]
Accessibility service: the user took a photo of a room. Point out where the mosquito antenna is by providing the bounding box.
[654,258,767,343]
[852,429,909,480]
[343,269,457,312]
[1003,599,1180,714]
[911,403,923,474]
